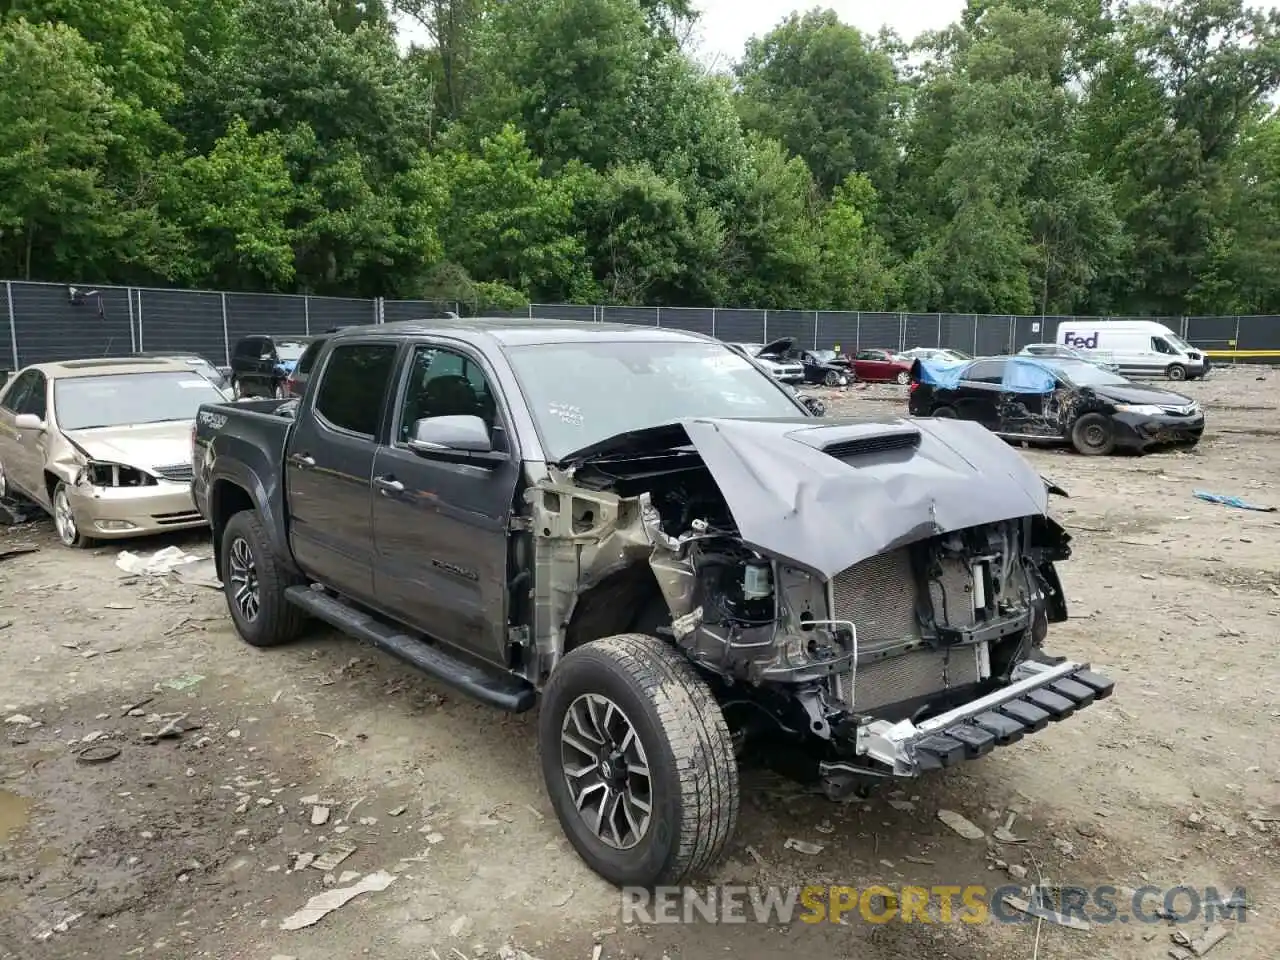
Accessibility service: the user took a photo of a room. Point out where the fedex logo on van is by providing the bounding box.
[1062,331,1099,349]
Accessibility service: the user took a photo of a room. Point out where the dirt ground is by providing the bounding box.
[0,365,1276,960]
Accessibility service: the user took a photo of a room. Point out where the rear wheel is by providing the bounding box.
[1166,363,1187,381]
[1071,413,1115,456]
[895,370,910,385]
[221,510,307,647]
[538,633,739,887]
[930,405,957,418]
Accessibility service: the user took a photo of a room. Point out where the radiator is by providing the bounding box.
[829,547,982,713]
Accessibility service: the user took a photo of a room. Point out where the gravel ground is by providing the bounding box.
[0,365,1276,960]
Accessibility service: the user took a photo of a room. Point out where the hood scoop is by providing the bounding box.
[819,426,921,460]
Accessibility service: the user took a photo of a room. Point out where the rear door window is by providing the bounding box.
[313,343,399,438]
[296,340,326,375]
[963,360,1008,384]
[0,370,36,413]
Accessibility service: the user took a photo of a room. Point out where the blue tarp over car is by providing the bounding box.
[914,356,1059,394]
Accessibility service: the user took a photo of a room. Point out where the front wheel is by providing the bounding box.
[930,405,957,418]
[52,482,95,548]
[823,369,842,387]
[273,383,286,399]
[539,633,739,888]
[231,378,244,400]
[221,510,307,647]
[895,370,910,385]
[1166,364,1187,381]
[1071,413,1116,456]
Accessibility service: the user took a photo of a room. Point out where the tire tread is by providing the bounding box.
[549,633,739,885]
[223,510,306,647]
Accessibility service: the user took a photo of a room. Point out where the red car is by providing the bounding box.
[847,348,913,384]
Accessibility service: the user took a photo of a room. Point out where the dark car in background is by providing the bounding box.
[133,352,231,393]
[229,335,314,399]
[907,355,1204,455]
[791,348,852,386]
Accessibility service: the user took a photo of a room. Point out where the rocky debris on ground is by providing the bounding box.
[936,809,985,840]
[1169,923,1231,958]
[278,870,396,931]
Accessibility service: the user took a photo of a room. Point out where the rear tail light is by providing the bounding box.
[908,381,919,393]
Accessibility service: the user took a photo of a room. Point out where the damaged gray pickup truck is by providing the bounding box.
[191,319,1112,888]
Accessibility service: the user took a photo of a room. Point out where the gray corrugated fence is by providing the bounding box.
[2,280,1276,371]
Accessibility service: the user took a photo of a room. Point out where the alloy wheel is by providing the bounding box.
[228,536,261,622]
[559,692,653,850]
[53,488,78,545]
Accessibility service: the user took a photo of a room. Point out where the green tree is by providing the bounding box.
[736,9,900,194]
[0,19,120,279]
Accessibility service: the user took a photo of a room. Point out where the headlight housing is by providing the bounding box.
[1114,404,1165,416]
[77,461,158,487]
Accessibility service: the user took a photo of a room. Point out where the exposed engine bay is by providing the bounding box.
[521,415,1112,793]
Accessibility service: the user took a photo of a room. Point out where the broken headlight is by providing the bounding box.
[78,461,157,488]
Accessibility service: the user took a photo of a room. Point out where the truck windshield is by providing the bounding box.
[55,371,225,430]
[503,340,805,461]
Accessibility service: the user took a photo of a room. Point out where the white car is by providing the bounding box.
[1019,343,1120,373]
[899,347,971,363]
[725,339,806,383]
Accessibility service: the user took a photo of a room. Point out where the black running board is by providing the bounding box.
[285,586,537,713]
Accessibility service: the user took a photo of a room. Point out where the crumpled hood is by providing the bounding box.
[63,421,195,471]
[567,415,1052,579]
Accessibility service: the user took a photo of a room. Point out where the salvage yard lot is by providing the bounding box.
[0,366,1276,960]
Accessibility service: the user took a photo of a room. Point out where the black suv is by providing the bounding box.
[229,335,314,399]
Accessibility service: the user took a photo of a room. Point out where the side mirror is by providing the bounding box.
[408,415,505,465]
[14,413,44,430]
[800,395,826,417]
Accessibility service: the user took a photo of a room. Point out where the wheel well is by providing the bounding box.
[565,563,667,653]
[209,480,254,579]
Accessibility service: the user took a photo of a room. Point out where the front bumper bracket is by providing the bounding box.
[852,659,1114,776]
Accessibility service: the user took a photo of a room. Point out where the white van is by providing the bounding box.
[1056,320,1208,381]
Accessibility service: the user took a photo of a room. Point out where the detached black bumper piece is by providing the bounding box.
[857,661,1114,774]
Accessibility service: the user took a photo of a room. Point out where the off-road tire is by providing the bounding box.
[1166,363,1187,381]
[930,405,957,418]
[1071,413,1116,456]
[895,370,910,385]
[538,633,739,888]
[221,510,306,647]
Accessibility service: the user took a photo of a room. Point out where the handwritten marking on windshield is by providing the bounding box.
[549,402,583,425]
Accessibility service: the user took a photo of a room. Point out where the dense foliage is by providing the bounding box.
[3,0,1280,314]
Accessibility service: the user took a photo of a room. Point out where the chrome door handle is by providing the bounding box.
[289,453,315,468]
[374,476,404,493]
